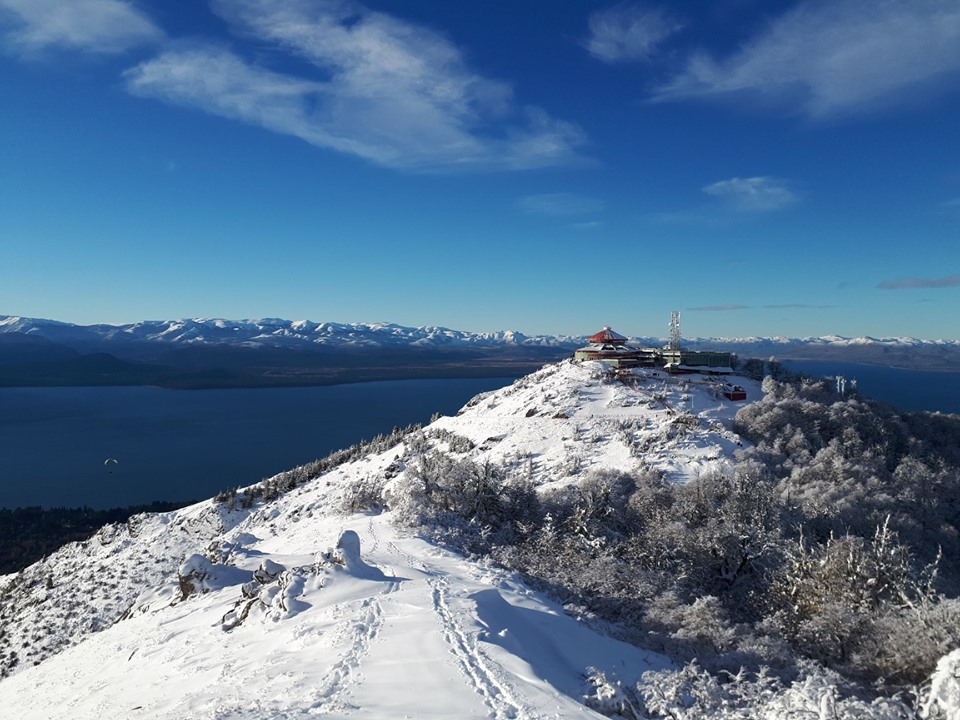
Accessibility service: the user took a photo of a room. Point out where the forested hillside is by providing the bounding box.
[0,503,194,575]
[373,371,960,711]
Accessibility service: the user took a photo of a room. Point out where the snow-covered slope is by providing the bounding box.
[426,361,754,488]
[3,514,673,718]
[0,361,760,717]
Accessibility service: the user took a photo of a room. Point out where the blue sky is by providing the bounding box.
[1,0,958,339]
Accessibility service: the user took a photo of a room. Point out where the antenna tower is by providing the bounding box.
[669,311,681,351]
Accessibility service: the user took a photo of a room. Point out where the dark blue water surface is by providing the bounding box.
[0,378,514,509]
[782,361,960,414]
[3,366,956,510]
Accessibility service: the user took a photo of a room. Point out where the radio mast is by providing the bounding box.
[669,311,681,351]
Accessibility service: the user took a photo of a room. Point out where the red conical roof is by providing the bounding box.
[587,327,628,344]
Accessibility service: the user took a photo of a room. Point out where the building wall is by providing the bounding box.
[660,349,733,368]
[575,346,733,370]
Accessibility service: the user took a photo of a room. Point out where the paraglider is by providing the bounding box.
[104,458,118,474]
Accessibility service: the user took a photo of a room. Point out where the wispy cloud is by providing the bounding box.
[688,305,752,312]
[572,221,605,230]
[0,0,162,55]
[703,176,799,212]
[125,44,332,139]
[763,303,836,309]
[649,0,960,119]
[585,3,682,63]
[689,303,837,311]
[517,193,604,216]
[123,0,585,171]
[878,275,960,289]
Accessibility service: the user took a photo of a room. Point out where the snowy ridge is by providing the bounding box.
[0,316,579,349]
[426,360,755,488]
[0,360,760,717]
[709,333,958,347]
[3,315,958,350]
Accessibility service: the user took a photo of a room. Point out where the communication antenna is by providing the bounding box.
[669,311,681,351]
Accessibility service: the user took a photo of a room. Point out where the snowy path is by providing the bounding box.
[2,511,669,718]
[339,516,567,719]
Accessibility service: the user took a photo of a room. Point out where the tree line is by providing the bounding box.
[0,502,192,575]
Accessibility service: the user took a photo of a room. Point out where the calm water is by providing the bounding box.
[782,361,960,414]
[3,366,957,510]
[0,378,514,509]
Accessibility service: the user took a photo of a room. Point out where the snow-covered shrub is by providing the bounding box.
[263,570,308,621]
[177,553,215,600]
[339,473,386,512]
[565,470,640,547]
[771,518,950,682]
[640,591,744,666]
[640,660,742,719]
[582,667,642,719]
[633,462,784,612]
[641,660,914,719]
[390,449,543,557]
[922,648,960,719]
[739,358,765,381]
[852,598,960,687]
[221,544,374,631]
[429,427,476,453]
[222,423,423,510]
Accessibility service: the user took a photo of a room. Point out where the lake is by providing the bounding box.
[782,361,960,414]
[0,377,515,510]
[3,364,958,510]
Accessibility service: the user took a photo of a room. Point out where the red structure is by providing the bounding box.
[586,327,628,345]
[574,327,656,367]
[723,385,747,401]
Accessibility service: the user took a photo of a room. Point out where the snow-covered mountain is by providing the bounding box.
[0,361,756,717]
[0,315,581,387]
[4,314,959,353]
[4,315,959,386]
[0,315,579,350]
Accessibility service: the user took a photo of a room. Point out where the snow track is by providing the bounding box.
[429,575,530,720]
[312,595,386,714]
[0,501,665,720]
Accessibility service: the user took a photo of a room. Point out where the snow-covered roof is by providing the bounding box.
[579,342,640,354]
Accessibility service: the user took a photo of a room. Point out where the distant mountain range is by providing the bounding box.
[2,315,958,388]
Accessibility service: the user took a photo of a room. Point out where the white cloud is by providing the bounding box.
[650,0,960,119]
[703,177,799,212]
[123,0,585,171]
[125,45,336,142]
[517,193,604,216]
[0,0,162,55]
[585,3,682,63]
